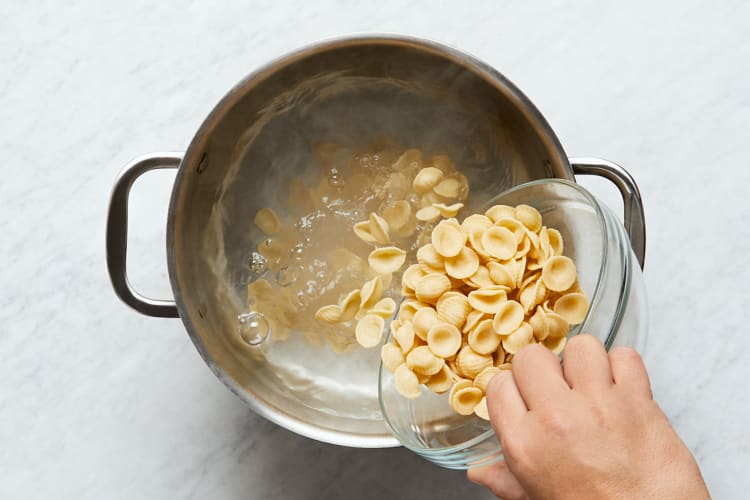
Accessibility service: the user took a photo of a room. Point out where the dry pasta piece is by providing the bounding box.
[413,166,444,193]
[545,311,571,339]
[353,220,378,244]
[315,304,342,323]
[539,298,554,313]
[398,299,429,322]
[502,322,534,354]
[381,200,412,231]
[487,261,514,288]
[492,347,506,366]
[450,386,484,416]
[456,345,494,378]
[393,321,416,353]
[462,213,493,232]
[415,273,452,303]
[449,379,473,401]
[514,234,532,259]
[431,220,467,258]
[448,359,465,379]
[436,292,471,328]
[514,204,542,232]
[544,335,567,355]
[468,319,502,355]
[541,256,577,292]
[406,345,444,376]
[525,228,541,253]
[547,228,564,256]
[254,208,282,235]
[416,244,444,271]
[539,226,552,260]
[463,214,493,255]
[355,314,385,348]
[496,362,513,370]
[368,247,406,274]
[433,202,464,218]
[519,278,547,314]
[415,205,441,222]
[510,256,527,288]
[481,226,517,260]
[394,364,421,399]
[425,364,454,394]
[553,292,589,324]
[413,307,439,340]
[494,217,525,243]
[402,264,427,294]
[433,177,462,199]
[360,276,384,309]
[485,204,516,223]
[444,246,480,280]
[368,213,390,244]
[338,289,361,321]
[473,366,502,392]
[381,343,405,371]
[368,297,397,318]
[529,306,550,341]
[463,309,488,334]
[474,396,490,421]
[419,191,443,209]
[493,300,525,335]
[468,286,509,314]
[427,322,462,358]
[466,265,494,289]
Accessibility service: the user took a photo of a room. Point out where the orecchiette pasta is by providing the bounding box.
[368,247,407,274]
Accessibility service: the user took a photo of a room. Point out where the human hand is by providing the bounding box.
[467,334,710,500]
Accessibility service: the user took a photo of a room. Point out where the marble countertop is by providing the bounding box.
[3,1,749,498]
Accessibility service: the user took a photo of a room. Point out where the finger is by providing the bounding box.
[467,460,528,500]
[608,346,652,399]
[486,371,527,438]
[511,343,570,410]
[562,334,613,394]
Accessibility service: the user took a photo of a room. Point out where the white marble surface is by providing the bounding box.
[2,1,749,498]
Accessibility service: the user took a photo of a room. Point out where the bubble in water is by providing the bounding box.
[290,242,305,260]
[327,168,344,187]
[275,266,298,287]
[238,312,270,346]
[245,251,268,277]
[296,291,310,309]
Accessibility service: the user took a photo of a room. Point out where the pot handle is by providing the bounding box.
[106,153,183,318]
[569,157,646,269]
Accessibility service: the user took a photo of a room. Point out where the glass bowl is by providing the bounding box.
[378,178,648,469]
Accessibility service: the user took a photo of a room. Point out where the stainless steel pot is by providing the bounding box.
[106,35,646,448]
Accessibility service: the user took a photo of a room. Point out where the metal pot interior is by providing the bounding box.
[167,36,572,446]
